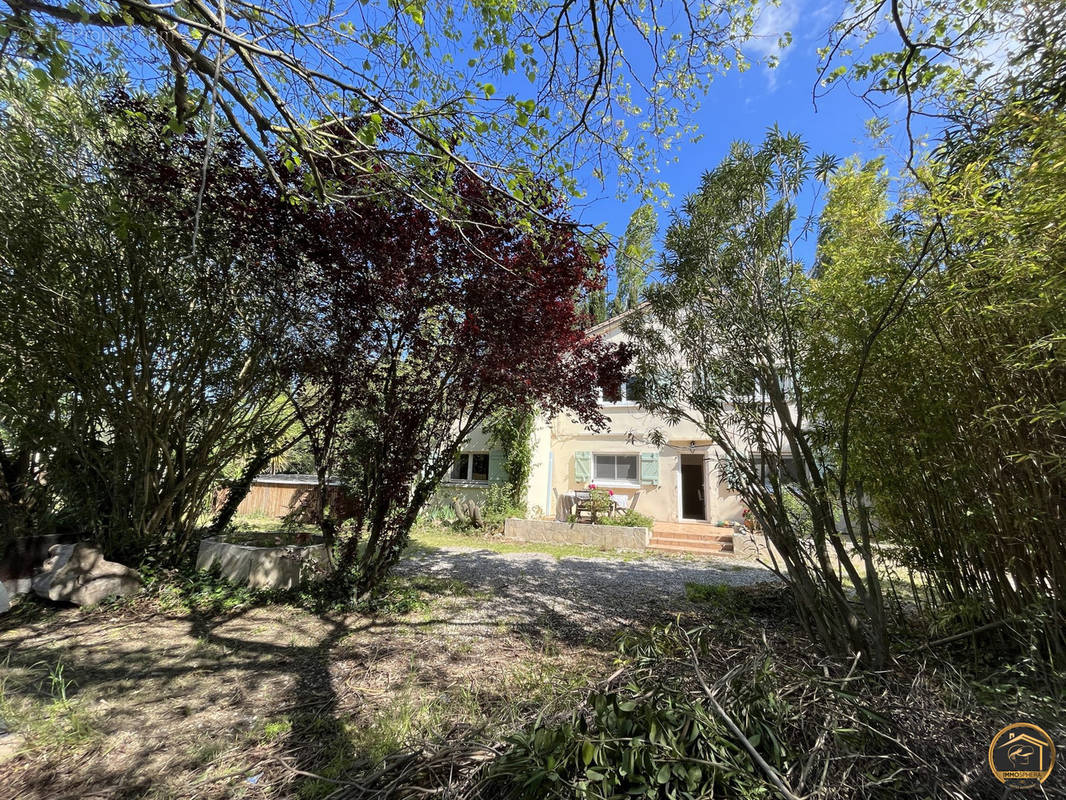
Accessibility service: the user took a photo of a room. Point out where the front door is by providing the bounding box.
[681,463,706,520]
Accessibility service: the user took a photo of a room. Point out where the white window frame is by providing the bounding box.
[592,453,641,488]
[729,367,795,405]
[446,451,491,484]
[599,375,640,407]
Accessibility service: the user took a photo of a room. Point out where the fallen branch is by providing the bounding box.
[902,618,1011,655]
[681,629,803,800]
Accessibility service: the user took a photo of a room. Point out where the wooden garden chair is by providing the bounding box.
[572,490,595,523]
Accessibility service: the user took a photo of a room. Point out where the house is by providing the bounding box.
[440,309,748,526]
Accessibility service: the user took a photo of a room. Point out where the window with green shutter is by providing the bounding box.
[574,451,592,484]
[640,452,660,486]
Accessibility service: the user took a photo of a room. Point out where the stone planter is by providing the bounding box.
[195,536,327,590]
[503,518,650,551]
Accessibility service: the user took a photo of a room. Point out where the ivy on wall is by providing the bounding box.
[486,407,535,508]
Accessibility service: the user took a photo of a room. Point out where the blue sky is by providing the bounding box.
[575,0,898,274]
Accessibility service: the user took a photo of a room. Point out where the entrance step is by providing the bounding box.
[649,530,733,544]
[649,522,736,556]
[648,541,734,556]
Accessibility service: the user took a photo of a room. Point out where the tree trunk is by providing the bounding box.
[208,450,272,536]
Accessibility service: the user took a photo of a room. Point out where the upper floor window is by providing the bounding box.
[600,375,642,406]
[729,367,795,404]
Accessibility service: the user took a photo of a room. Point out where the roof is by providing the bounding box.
[586,300,650,336]
[999,733,1051,749]
[251,474,344,486]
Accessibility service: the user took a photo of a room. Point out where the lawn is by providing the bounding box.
[3,519,1046,800]
[0,568,602,800]
[0,510,775,800]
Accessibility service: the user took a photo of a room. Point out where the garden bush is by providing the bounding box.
[597,509,654,529]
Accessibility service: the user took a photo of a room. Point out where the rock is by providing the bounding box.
[32,543,142,606]
[30,543,74,596]
[0,582,9,614]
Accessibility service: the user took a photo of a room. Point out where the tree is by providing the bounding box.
[610,203,658,316]
[628,130,889,666]
[809,132,1066,654]
[1,0,759,212]
[813,1,1066,653]
[585,284,610,325]
[0,76,296,561]
[261,169,629,598]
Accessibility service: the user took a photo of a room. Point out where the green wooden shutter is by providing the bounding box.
[574,451,592,484]
[488,450,507,483]
[640,452,660,486]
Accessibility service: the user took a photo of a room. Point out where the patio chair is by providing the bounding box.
[572,490,595,523]
[610,490,639,517]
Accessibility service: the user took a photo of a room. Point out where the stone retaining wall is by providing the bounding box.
[503,518,650,551]
[196,537,326,590]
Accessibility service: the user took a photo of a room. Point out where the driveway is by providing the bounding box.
[397,545,778,642]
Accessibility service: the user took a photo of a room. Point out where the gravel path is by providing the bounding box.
[397,546,778,641]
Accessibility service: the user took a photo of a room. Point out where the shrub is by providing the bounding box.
[598,509,654,529]
[482,485,527,520]
[417,503,458,527]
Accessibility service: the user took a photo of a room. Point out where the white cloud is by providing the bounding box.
[745,0,803,91]
[964,17,1022,79]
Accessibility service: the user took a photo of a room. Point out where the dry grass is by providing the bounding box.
[0,575,605,800]
[4,549,1062,800]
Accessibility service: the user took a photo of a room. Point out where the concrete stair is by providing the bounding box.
[649,522,734,556]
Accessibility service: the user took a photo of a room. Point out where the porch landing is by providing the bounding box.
[650,521,735,556]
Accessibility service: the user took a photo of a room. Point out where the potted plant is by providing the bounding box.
[742,507,757,532]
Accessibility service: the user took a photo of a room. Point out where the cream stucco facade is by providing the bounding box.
[437,311,748,524]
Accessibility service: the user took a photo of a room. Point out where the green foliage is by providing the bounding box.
[597,509,654,529]
[585,487,615,521]
[780,492,813,540]
[629,128,889,666]
[5,0,758,211]
[481,484,525,520]
[418,502,458,527]
[684,582,750,613]
[610,203,658,316]
[0,75,293,560]
[357,579,433,616]
[584,286,609,325]
[145,564,282,616]
[808,100,1066,655]
[486,407,535,509]
[140,558,475,618]
[357,575,473,615]
[484,626,792,800]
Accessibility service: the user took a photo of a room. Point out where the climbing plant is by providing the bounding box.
[486,407,536,510]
